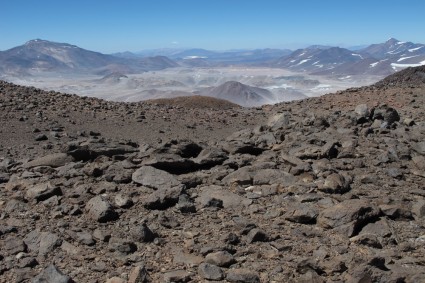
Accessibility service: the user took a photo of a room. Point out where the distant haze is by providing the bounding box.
[0,0,424,53]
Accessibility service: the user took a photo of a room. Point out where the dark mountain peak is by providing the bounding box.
[201,81,275,107]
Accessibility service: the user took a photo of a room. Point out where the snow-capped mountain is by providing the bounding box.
[313,39,425,76]
[273,46,366,73]
[360,38,425,59]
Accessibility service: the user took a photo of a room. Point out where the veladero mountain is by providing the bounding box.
[273,46,366,73]
[1,66,425,282]
[313,39,425,77]
[361,38,425,59]
[0,39,178,76]
[198,81,276,107]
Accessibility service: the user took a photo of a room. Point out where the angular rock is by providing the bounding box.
[24,230,41,253]
[193,147,228,167]
[355,104,370,118]
[106,277,126,283]
[114,194,133,208]
[67,141,138,161]
[226,269,260,283]
[24,153,74,168]
[176,194,196,213]
[39,232,62,257]
[163,269,191,283]
[108,237,137,255]
[130,223,156,243]
[3,237,27,255]
[285,204,318,224]
[412,200,425,219]
[205,251,236,267]
[197,185,252,209]
[128,265,151,283]
[319,173,352,194]
[198,263,224,281]
[246,228,269,243]
[412,141,425,156]
[144,185,184,210]
[32,264,72,283]
[317,199,381,236]
[86,196,118,222]
[26,182,62,202]
[252,169,296,186]
[132,166,181,189]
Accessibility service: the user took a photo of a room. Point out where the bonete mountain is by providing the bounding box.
[0,40,425,282]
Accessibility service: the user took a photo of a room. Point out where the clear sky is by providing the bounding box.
[1,0,423,53]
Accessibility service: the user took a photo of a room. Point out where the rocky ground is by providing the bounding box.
[0,66,425,283]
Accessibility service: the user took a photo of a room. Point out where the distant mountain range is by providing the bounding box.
[0,39,178,76]
[1,38,424,77]
[271,38,425,76]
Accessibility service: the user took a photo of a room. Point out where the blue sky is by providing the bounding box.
[1,0,423,53]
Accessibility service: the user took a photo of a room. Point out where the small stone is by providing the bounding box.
[176,194,196,213]
[205,251,235,267]
[226,269,260,283]
[132,166,180,189]
[35,134,48,141]
[412,200,425,219]
[108,237,137,255]
[198,263,224,281]
[106,277,126,283]
[76,231,95,246]
[26,182,62,202]
[115,194,133,208]
[32,264,72,283]
[3,237,27,255]
[130,223,156,243]
[144,186,184,210]
[128,265,151,283]
[246,228,269,243]
[39,232,61,257]
[163,269,191,283]
[86,196,118,222]
[93,229,111,242]
[319,173,351,194]
[18,257,38,268]
[355,104,370,118]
